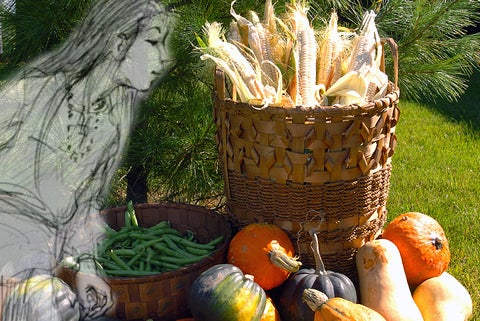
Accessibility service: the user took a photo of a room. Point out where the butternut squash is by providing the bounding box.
[413,271,472,321]
[356,239,423,321]
[302,288,386,321]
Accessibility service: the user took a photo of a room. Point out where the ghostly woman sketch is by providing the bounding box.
[0,0,174,319]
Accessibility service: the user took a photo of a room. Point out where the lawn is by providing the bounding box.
[387,71,479,319]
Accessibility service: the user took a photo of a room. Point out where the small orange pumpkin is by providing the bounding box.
[227,223,301,290]
[381,212,450,286]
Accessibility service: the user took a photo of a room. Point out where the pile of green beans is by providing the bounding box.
[95,202,224,277]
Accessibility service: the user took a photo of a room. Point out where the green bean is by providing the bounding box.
[207,235,225,247]
[162,234,195,258]
[126,201,138,227]
[146,247,156,261]
[124,208,132,227]
[145,261,152,272]
[154,254,209,265]
[98,232,133,251]
[101,260,123,271]
[93,207,226,277]
[149,259,181,271]
[104,225,118,237]
[134,238,164,251]
[94,256,108,263]
[147,227,183,237]
[127,249,145,267]
[185,230,195,241]
[129,231,163,241]
[118,225,142,234]
[112,248,136,257]
[185,246,211,256]
[109,250,132,270]
[152,242,186,258]
[145,220,170,231]
[166,234,216,251]
[144,228,167,237]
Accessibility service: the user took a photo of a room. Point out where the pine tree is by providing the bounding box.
[0,0,96,64]
[1,0,478,206]
[119,0,478,206]
[373,0,480,102]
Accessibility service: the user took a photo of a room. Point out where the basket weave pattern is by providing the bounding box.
[213,68,400,279]
[60,202,231,321]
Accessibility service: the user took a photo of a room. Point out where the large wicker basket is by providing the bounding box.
[213,39,400,281]
[60,202,231,321]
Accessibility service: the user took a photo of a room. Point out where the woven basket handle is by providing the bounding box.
[214,68,226,100]
[381,37,399,89]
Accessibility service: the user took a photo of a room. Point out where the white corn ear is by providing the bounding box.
[290,3,317,107]
[228,21,241,44]
[262,0,285,66]
[200,22,263,102]
[263,0,275,30]
[347,11,381,75]
[246,10,277,86]
[230,3,278,88]
[230,1,264,63]
[317,10,342,90]
[347,11,389,101]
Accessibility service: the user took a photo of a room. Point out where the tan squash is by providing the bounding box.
[302,288,386,321]
[413,271,472,321]
[356,239,423,321]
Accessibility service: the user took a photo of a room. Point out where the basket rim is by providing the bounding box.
[99,200,220,215]
[214,79,400,119]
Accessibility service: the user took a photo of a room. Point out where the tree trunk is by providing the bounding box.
[126,165,148,204]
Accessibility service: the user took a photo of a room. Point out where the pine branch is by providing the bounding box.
[376,0,480,102]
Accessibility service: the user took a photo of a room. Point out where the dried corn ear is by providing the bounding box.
[317,10,342,90]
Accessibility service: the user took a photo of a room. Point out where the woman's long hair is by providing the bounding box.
[24,0,167,80]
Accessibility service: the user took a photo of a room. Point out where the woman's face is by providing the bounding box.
[119,9,173,91]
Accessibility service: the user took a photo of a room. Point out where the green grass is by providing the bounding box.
[387,72,480,319]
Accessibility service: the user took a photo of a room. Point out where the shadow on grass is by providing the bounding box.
[428,70,480,132]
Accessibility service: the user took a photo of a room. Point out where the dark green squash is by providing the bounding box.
[278,232,357,321]
[189,263,267,321]
[2,274,80,321]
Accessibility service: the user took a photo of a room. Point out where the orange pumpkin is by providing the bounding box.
[227,223,301,290]
[381,212,450,286]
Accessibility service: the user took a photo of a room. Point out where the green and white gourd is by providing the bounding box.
[2,274,80,321]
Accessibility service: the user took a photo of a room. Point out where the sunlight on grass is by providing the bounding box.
[389,102,480,215]
[387,100,479,319]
